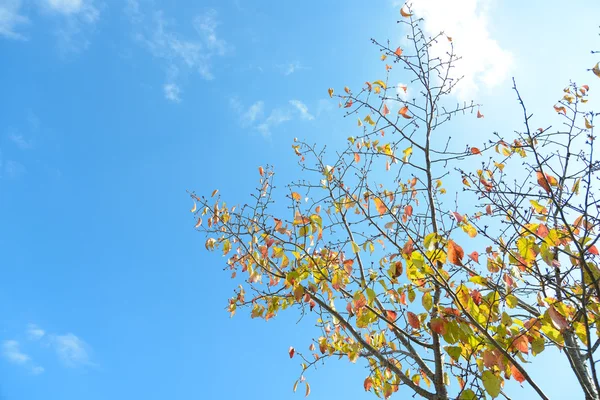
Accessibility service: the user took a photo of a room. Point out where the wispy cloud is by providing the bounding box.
[2,340,30,364]
[257,108,292,137]
[163,83,181,103]
[404,0,513,99]
[289,100,314,120]
[278,61,306,76]
[26,324,45,341]
[0,0,29,40]
[39,0,100,54]
[8,132,33,149]
[128,2,230,102]
[52,333,91,368]
[3,159,26,179]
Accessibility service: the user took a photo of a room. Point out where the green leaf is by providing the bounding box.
[459,389,477,400]
[482,370,502,398]
[422,292,433,311]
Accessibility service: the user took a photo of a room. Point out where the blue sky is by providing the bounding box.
[0,0,599,399]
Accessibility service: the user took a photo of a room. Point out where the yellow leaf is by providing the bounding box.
[351,241,360,253]
[190,202,197,213]
[328,88,334,98]
[357,118,363,127]
[373,197,386,215]
[402,146,413,163]
[373,80,386,89]
[380,54,387,61]
[364,115,375,126]
[374,86,381,94]
[292,192,302,201]
[593,62,600,78]
[211,189,219,197]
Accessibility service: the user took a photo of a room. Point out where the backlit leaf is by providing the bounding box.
[328,88,334,98]
[447,240,464,266]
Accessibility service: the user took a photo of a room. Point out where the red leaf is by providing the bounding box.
[258,166,264,176]
[404,205,413,217]
[407,312,420,329]
[289,346,295,358]
[589,245,599,256]
[548,305,569,331]
[430,318,447,335]
[344,100,353,108]
[477,110,484,118]
[486,204,492,215]
[364,377,373,391]
[468,251,479,263]
[471,147,481,155]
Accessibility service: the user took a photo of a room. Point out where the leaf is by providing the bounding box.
[585,118,594,129]
[190,202,197,213]
[258,166,264,176]
[554,105,567,115]
[373,197,387,215]
[590,245,599,256]
[548,305,569,331]
[402,146,413,163]
[328,88,334,98]
[344,100,353,108]
[471,147,481,155]
[305,382,311,397]
[536,171,551,194]
[486,204,492,215]
[404,205,413,217]
[422,292,433,311]
[399,106,412,119]
[451,211,463,223]
[459,389,477,400]
[373,80,387,89]
[293,380,299,392]
[477,110,484,118]
[382,103,390,116]
[468,251,479,263]
[400,6,412,17]
[211,189,218,197]
[398,84,407,93]
[289,346,295,358]
[292,192,302,201]
[593,62,600,78]
[394,47,403,57]
[407,312,420,329]
[351,241,361,254]
[482,370,502,398]
[511,364,526,384]
[430,318,447,335]
[506,294,518,308]
[344,86,351,94]
[194,217,202,228]
[364,377,373,391]
[364,115,375,126]
[354,153,361,163]
[447,240,464,266]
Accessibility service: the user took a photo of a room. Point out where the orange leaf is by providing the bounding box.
[536,171,551,194]
[468,251,479,263]
[382,103,390,116]
[365,81,372,91]
[511,364,526,384]
[354,153,361,163]
[477,110,484,118]
[399,106,412,119]
[291,192,302,201]
[344,86,351,94]
[404,205,413,217]
[589,245,599,256]
[395,47,403,57]
[373,197,386,215]
[512,335,529,354]
[430,318,447,335]
[328,88,334,98]
[400,7,412,17]
[258,166,264,176]
[554,105,567,115]
[398,84,407,93]
[447,240,464,266]
[486,204,492,215]
[407,312,420,329]
[364,377,373,391]
[471,147,481,155]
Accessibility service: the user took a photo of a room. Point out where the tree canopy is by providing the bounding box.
[191,5,600,399]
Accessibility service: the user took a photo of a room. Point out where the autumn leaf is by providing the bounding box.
[344,86,351,94]
[373,80,387,90]
[194,217,202,228]
[328,88,334,98]
[354,153,361,163]
[511,364,526,384]
[407,312,420,329]
[468,251,479,263]
[477,110,484,118]
[471,147,481,155]
[399,106,412,119]
[447,240,464,266]
[373,197,387,215]
[430,318,447,335]
[394,47,403,57]
[211,189,219,197]
[364,377,373,391]
[548,305,569,331]
[554,105,567,115]
[585,118,594,129]
[289,346,295,358]
[404,204,413,217]
[344,100,353,108]
[589,245,599,256]
[291,192,302,201]
[305,382,311,397]
[382,103,390,116]
[258,166,264,176]
[400,6,412,17]
[398,84,407,93]
[190,202,197,213]
[482,370,501,398]
[593,62,600,78]
[451,211,463,223]
[536,171,552,193]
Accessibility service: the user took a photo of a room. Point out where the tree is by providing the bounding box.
[190,6,600,400]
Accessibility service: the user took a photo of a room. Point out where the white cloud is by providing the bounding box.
[257,108,292,137]
[279,61,305,76]
[289,100,314,120]
[244,101,264,123]
[39,0,100,54]
[2,340,30,364]
[31,366,45,374]
[42,0,98,21]
[3,160,26,179]
[8,132,32,149]
[407,0,513,99]
[52,333,91,367]
[163,83,181,102]
[130,5,230,101]
[0,0,29,40]
[27,324,46,341]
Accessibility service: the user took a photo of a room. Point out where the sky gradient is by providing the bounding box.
[1,0,599,399]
